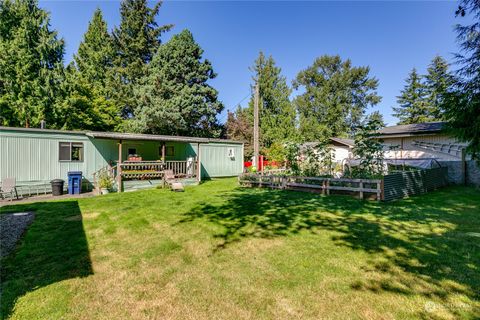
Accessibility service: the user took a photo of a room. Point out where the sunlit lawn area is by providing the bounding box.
[1,178,479,319]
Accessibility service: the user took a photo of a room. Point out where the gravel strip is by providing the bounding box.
[0,212,35,258]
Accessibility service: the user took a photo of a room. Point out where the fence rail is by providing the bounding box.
[239,174,382,200]
[240,167,448,201]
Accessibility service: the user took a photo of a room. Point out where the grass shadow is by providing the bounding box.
[1,200,93,319]
[180,185,480,317]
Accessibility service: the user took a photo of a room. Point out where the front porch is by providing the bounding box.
[89,133,204,192]
[93,160,200,193]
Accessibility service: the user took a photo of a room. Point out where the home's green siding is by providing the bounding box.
[0,129,118,184]
[200,143,244,178]
[0,128,243,184]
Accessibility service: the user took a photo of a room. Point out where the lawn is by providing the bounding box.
[1,178,479,319]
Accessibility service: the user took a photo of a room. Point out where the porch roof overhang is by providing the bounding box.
[0,126,243,144]
[86,131,243,144]
[86,132,209,143]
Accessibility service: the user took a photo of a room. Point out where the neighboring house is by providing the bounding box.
[301,137,355,163]
[375,121,479,185]
[376,122,466,161]
[0,126,244,192]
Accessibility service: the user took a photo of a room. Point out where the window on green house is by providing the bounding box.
[59,142,84,162]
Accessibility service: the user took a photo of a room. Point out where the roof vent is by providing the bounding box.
[40,120,46,129]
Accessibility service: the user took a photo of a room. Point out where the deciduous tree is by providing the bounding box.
[351,117,385,178]
[293,55,381,142]
[226,105,253,159]
[55,64,119,131]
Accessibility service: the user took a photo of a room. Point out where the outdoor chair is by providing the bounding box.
[0,177,19,201]
[164,170,184,192]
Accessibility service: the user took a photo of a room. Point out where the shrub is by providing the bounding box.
[98,171,113,189]
[351,117,385,178]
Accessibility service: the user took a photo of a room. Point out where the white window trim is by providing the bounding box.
[59,142,84,162]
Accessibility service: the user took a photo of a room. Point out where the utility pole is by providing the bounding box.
[253,82,259,168]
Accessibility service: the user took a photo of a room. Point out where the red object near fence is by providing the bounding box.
[244,156,279,171]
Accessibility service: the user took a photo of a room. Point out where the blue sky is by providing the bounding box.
[40,1,461,126]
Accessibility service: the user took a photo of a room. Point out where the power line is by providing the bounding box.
[217,91,252,123]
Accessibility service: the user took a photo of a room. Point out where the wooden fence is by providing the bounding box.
[239,167,448,201]
[239,174,382,200]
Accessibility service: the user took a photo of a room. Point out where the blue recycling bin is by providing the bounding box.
[68,171,83,194]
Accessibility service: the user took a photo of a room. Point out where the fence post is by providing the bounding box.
[359,181,364,200]
[378,180,383,201]
[326,180,330,195]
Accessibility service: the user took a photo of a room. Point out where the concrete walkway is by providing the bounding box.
[0,192,96,207]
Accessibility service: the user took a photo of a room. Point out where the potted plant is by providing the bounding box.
[98,172,113,195]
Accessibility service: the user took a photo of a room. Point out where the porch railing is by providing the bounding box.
[164,161,197,177]
[120,161,164,172]
[118,160,197,180]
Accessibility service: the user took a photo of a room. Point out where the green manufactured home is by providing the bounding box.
[0,126,244,192]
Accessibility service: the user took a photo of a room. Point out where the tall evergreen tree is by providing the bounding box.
[0,0,64,128]
[366,111,386,128]
[248,52,297,148]
[131,29,224,137]
[111,0,172,118]
[57,8,120,131]
[293,55,381,142]
[443,0,480,158]
[74,8,114,94]
[393,68,432,125]
[424,55,453,120]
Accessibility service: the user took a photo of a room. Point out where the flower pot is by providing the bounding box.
[101,188,109,195]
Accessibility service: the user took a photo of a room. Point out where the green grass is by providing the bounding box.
[1,178,479,319]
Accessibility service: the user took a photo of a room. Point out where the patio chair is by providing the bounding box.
[164,170,184,192]
[0,177,19,201]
